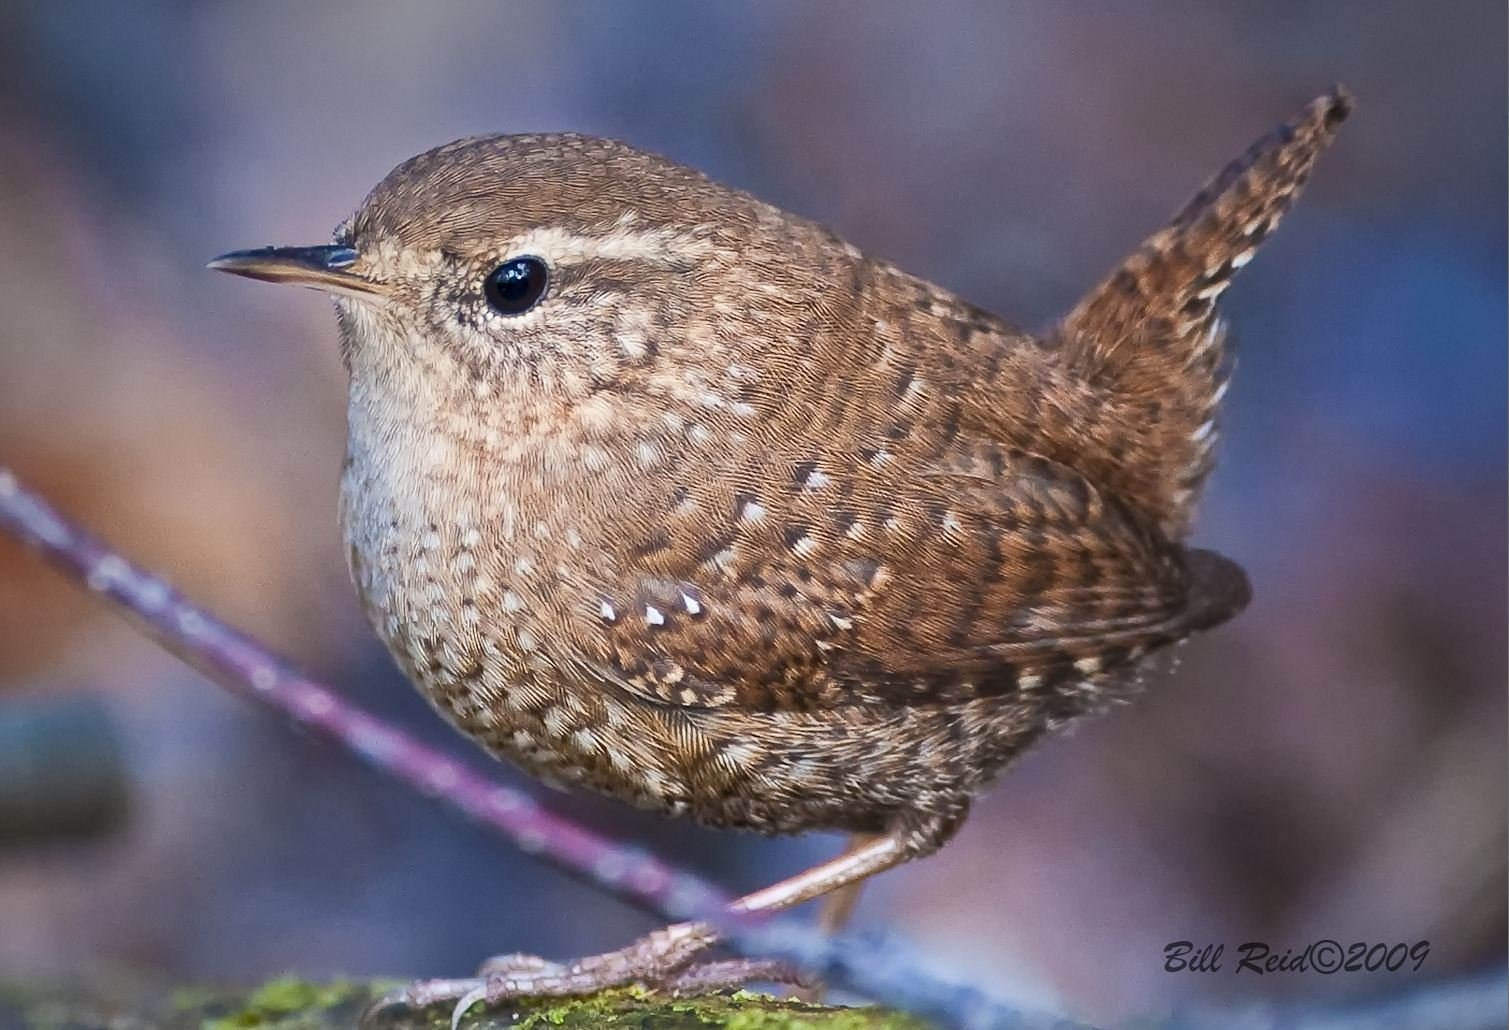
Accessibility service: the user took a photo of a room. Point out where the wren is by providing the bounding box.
[211,89,1351,1018]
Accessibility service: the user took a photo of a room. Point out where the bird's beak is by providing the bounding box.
[207,245,387,299]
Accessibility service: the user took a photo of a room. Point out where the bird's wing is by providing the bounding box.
[579,441,1248,712]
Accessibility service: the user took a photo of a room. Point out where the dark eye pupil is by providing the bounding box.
[484,257,548,315]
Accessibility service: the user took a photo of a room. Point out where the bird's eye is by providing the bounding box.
[483,256,548,315]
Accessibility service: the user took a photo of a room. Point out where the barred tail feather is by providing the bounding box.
[1056,87,1352,536]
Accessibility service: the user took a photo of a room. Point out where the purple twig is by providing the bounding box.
[0,464,1074,1030]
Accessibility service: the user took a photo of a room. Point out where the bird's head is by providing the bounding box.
[211,134,849,432]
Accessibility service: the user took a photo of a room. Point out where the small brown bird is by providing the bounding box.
[211,89,1350,1017]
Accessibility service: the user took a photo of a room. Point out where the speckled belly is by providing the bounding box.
[341,464,1052,836]
[407,638,1050,837]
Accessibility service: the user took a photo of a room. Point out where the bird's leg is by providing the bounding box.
[365,812,960,1028]
[816,832,879,936]
[817,874,868,936]
[792,832,877,1002]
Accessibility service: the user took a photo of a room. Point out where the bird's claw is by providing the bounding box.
[450,984,488,1030]
[659,957,812,993]
[362,952,809,1028]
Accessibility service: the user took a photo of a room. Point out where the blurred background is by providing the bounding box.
[0,2,1503,1025]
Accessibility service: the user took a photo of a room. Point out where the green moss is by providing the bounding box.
[168,985,223,1011]
[497,986,928,1029]
[0,977,925,1029]
[203,976,374,1028]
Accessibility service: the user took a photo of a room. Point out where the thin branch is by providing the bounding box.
[0,464,1079,1030]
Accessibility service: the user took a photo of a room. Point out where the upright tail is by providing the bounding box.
[1053,88,1353,537]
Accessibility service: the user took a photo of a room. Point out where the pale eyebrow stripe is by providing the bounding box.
[504,224,714,265]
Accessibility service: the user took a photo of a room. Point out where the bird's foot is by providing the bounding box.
[361,920,808,1029]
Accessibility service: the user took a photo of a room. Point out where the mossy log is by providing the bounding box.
[0,976,930,1029]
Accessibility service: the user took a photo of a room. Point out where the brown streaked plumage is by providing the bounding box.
[212,89,1351,1018]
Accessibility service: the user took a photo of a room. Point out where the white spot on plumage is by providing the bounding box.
[516,628,538,651]
[542,706,569,737]
[1075,656,1102,675]
[599,599,617,622]
[1191,420,1217,444]
[1193,318,1224,358]
[1230,247,1255,269]
[721,741,758,767]
[792,535,817,558]
[642,768,670,796]
[741,500,766,523]
[503,591,525,613]
[618,331,647,360]
[571,727,598,752]
[803,468,831,489]
[581,444,611,471]
[681,591,702,615]
[645,604,665,626]
[787,758,817,784]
